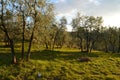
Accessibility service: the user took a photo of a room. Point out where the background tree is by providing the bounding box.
[108,27,118,53]
[0,0,19,63]
[52,16,67,49]
[26,0,54,61]
[118,28,120,53]
[71,13,103,52]
[71,13,84,51]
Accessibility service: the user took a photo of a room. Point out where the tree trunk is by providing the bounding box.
[10,39,17,64]
[45,42,49,50]
[4,28,17,64]
[86,39,90,52]
[52,39,55,50]
[118,35,120,53]
[5,32,17,64]
[90,41,95,53]
[86,42,89,52]
[59,38,64,49]
[26,5,37,61]
[21,31,25,60]
[112,46,115,53]
[5,30,17,64]
[111,43,115,53]
[105,44,108,53]
[21,12,25,60]
[26,31,34,61]
[79,37,83,52]
[52,31,58,50]
[1,0,16,64]
[85,30,89,52]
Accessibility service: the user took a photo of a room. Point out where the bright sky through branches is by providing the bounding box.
[51,0,120,31]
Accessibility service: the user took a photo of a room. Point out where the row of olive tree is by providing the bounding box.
[69,12,120,53]
[98,27,120,53]
[71,12,103,52]
[39,12,120,53]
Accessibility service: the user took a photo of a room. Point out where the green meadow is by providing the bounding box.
[0,44,120,80]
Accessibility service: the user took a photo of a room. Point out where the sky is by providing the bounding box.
[51,0,120,31]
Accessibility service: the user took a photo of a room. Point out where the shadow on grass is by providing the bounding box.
[1,48,120,65]
[30,50,100,61]
[0,52,12,66]
[0,47,21,66]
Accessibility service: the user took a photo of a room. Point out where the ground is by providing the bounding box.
[0,44,120,80]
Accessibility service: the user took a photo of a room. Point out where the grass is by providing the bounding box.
[0,43,120,80]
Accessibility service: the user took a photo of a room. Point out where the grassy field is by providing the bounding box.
[0,44,120,80]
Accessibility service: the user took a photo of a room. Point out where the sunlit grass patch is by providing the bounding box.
[0,46,120,79]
